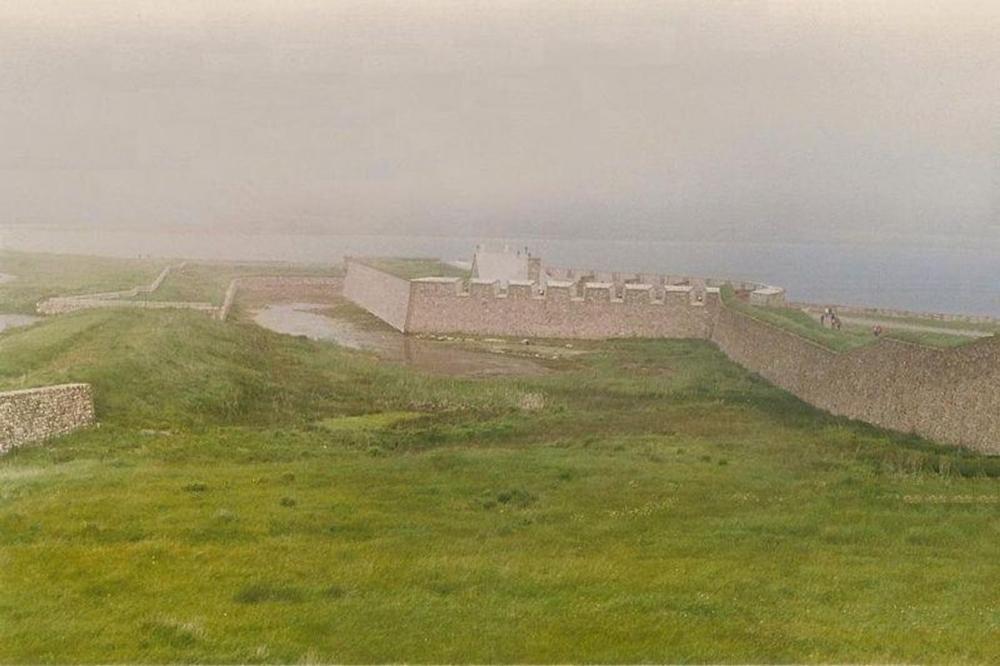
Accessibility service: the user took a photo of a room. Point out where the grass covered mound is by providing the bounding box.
[142,262,341,305]
[0,251,169,314]
[720,285,982,350]
[1,307,999,663]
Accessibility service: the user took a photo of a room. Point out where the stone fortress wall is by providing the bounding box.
[712,306,1000,454]
[342,259,414,331]
[0,383,95,454]
[344,255,1000,454]
[405,275,721,339]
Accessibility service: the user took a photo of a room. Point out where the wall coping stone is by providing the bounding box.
[0,382,91,398]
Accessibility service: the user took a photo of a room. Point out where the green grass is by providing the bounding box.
[722,286,875,351]
[723,287,981,350]
[879,328,981,348]
[145,262,341,305]
[365,257,470,280]
[842,310,1000,335]
[314,299,396,332]
[0,251,169,313]
[1,261,999,663]
[2,314,1000,662]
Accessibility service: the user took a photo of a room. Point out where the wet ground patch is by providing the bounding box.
[252,302,555,378]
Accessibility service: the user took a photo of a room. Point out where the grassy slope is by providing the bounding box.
[839,310,1000,335]
[0,251,169,313]
[145,262,342,305]
[1,305,999,663]
[722,287,874,351]
[722,287,978,350]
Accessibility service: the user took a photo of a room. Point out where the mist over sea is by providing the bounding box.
[2,226,998,318]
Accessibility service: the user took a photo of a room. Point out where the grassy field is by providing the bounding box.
[835,310,1000,335]
[1,262,999,663]
[144,262,342,305]
[721,286,979,350]
[0,251,169,314]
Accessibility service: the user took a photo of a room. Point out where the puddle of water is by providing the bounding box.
[0,273,15,284]
[253,303,549,378]
[0,314,39,333]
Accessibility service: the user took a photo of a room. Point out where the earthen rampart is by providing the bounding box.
[790,301,1000,327]
[0,383,95,454]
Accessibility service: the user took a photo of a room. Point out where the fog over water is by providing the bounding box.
[1,1,998,313]
[4,226,999,317]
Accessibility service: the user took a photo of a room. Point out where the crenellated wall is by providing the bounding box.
[405,277,720,339]
[711,304,1000,454]
[0,383,95,454]
[343,259,413,331]
[343,256,999,453]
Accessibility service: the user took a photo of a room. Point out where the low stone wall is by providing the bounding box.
[39,298,218,315]
[343,260,413,331]
[35,262,219,316]
[0,383,95,454]
[406,277,719,339]
[711,304,1000,454]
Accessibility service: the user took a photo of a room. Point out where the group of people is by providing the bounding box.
[821,306,885,338]
[820,307,842,330]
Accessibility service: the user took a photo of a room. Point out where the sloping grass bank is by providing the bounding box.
[0,251,169,314]
[1,307,999,663]
[721,286,978,350]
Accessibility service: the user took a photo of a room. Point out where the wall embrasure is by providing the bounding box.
[404,277,719,339]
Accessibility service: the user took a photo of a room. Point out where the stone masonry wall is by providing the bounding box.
[405,278,719,339]
[343,260,413,331]
[342,258,999,453]
[711,304,1000,454]
[0,383,95,454]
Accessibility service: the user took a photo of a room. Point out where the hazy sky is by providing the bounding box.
[1,1,998,245]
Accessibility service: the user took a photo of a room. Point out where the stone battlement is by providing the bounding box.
[412,276,718,307]
[342,258,722,340]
